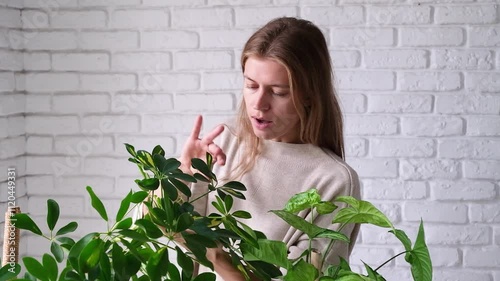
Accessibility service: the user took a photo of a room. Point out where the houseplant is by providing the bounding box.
[1,144,432,281]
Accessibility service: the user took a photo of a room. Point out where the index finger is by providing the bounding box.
[189,115,203,140]
[202,124,224,145]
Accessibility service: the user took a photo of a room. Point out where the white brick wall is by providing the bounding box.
[0,1,499,280]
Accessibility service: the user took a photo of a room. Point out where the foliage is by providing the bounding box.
[2,145,432,281]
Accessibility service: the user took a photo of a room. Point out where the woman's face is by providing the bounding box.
[243,56,301,143]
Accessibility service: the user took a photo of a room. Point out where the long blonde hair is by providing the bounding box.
[233,17,344,178]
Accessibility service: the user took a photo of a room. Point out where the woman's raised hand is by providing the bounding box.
[179,115,226,174]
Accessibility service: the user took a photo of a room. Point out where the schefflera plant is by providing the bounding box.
[4,144,281,281]
[243,189,432,281]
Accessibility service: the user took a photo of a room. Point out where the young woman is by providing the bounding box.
[179,17,360,280]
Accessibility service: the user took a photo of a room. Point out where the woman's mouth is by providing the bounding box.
[252,117,273,129]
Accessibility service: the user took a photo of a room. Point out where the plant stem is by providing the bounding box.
[320,221,348,269]
[374,251,409,272]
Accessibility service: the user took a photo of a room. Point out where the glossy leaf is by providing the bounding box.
[223,181,247,191]
[232,210,251,219]
[116,190,132,222]
[183,233,214,270]
[56,221,78,236]
[191,158,212,179]
[0,263,20,281]
[333,196,393,228]
[131,191,149,203]
[137,178,160,191]
[114,217,133,230]
[152,144,165,156]
[112,244,126,280]
[146,248,169,281]
[56,236,76,250]
[99,252,111,281]
[176,212,194,232]
[50,241,64,263]
[241,239,290,269]
[12,213,42,236]
[315,201,337,215]
[284,259,318,281]
[193,172,210,183]
[42,254,58,281]
[78,238,103,273]
[284,189,321,213]
[86,186,108,221]
[390,228,412,261]
[135,219,164,239]
[193,273,216,281]
[124,143,136,156]
[176,246,193,277]
[68,233,97,274]
[224,195,234,212]
[170,177,192,198]
[409,221,432,281]
[170,172,197,183]
[162,178,178,201]
[166,263,181,281]
[136,150,155,169]
[23,257,49,281]
[364,262,386,281]
[47,199,60,231]
[119,229,151,243]
[153,154,180,174]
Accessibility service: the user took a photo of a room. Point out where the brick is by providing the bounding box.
[467,116,500,136]
[350,246,394,267]
[0,72,15,92]
[336,71,395,90]
[22,0,78,8]
[364,49,428,69]
[235,7,297,27]
[0,50,23,71]
[404,201,467,223]
[112,93,174,113]
[143,0,205,5]
[0,157,25,181]
[26,156,82,176]
[55,135,114,156]
[58,176,115,195]
[24,73,79,92]
[439,139,500,159]
[176,93,234,111]
[0,94,24,116]
[330,50,361,68]
[331,28,394,47]
[345,137,367,157]
[433,49,493,70]
[430,180,497,201]
[141,31,198,49]
[21,9,49,29]
[400,159,460,180]
[80,31,139,50]
[347,158,398,178]
[0,177,26,201]
[400,72,461,91]
[362,179,427,200]
[471,204,500,223]
[340,0,406,3]
[23,52,50,70]
[14,72,24,91]
[173,8,232,28]
[79,0,140,6]
[0,7,20,28]
[375,203,400,223]
[23,31,77,50]
[26,116,79,135]
[175,51,233,70]
[302,6,364,25]
[6,30,24,50]
[29,195,85,217]
[201,29,254,48]
[469,25,500,47]
[209,0,271,4]
[26,95,51,113]
[0,29,9,48]
[435,5,497,24]
[464,248,500,267]
[83,157,138,176]
[7,115,24,137]
[115,135,176,156]
[50,10,106,28]
[401,27,464,47]
[52,53,109,71]
[425,225,490,245]
[368,94,432,113]
[339,93,366,113]
[367,6,431,25]
[345,115,398,136]
[139,73,200,92]
[142,114,198,134]
[0,118,7,139]
[466,72,500,93]
[53,94,110,114]
[428,247,460,267]
[436,95,500,114]
[464,160,500,180]
[111,10,169,28]
[26,136,53,154]
[82,115,140,134]
[371,138,435,157]
[112,52,171,71]
[0,0,23,8]
[0,136,24,159]
[81,74,137,92]
[360,224,407,245]
[203,72,242,90]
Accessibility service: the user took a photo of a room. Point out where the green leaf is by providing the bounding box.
[23,257,49,281]
[183,233,214,270]
[221,187,246,200]
[56,221,78,236]
[409,221,432,281]
[284,259,318,281]
[12,213,42,236]
[170,172,197,183]
[193,172,210,182]
[175,212,194,232]
[131,191,149,203]
[241,239,290,269]
[176,246,193,277]
[42,254,58,281]
[0,263,20,281]
[114,217,133,230]
[232,210,251,219]
[166,263,181,281]
[118,229,151,243]
[135,219,164,239]
[170,177,192,198]
[224,195,234,212]
[223,181,247,191]
[193,273,216,281]
[50,241,64,263]
[161,178,178,201]
[333,196,393,228]
[153,154,181,174]
[47,199,60,231]
[56,236,76,250]
[124,143,136,157]
[315,201,337,215]
[68,233,97,274]
[116,190,132,222]
[99,252,111,281]
[364,262,386,281]
[284,189,321,213]
[271,210,348,242]
[390,228,412,261]
[146,248,169,281]
[78,238,103,273]
[136,150,155,169]
[152,144,165,156]
[112,244,127,280]
[137,178,160,191]
[86,186,108,221]
[191,158,212,179]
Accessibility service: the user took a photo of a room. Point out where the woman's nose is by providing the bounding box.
[252,89,270,111]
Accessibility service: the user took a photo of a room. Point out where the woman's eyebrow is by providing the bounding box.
[244,75,290,88]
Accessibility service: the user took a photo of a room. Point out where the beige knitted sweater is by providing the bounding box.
[191,125,361,278]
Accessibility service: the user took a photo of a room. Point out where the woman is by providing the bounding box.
[179,17,360,280]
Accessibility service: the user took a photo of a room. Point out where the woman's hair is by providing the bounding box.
[233,17,344,178]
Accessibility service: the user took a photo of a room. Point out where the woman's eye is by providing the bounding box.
[245,85,258,89]
[272,92,287,97]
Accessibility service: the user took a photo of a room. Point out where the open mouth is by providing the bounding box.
[254,117,272,124]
